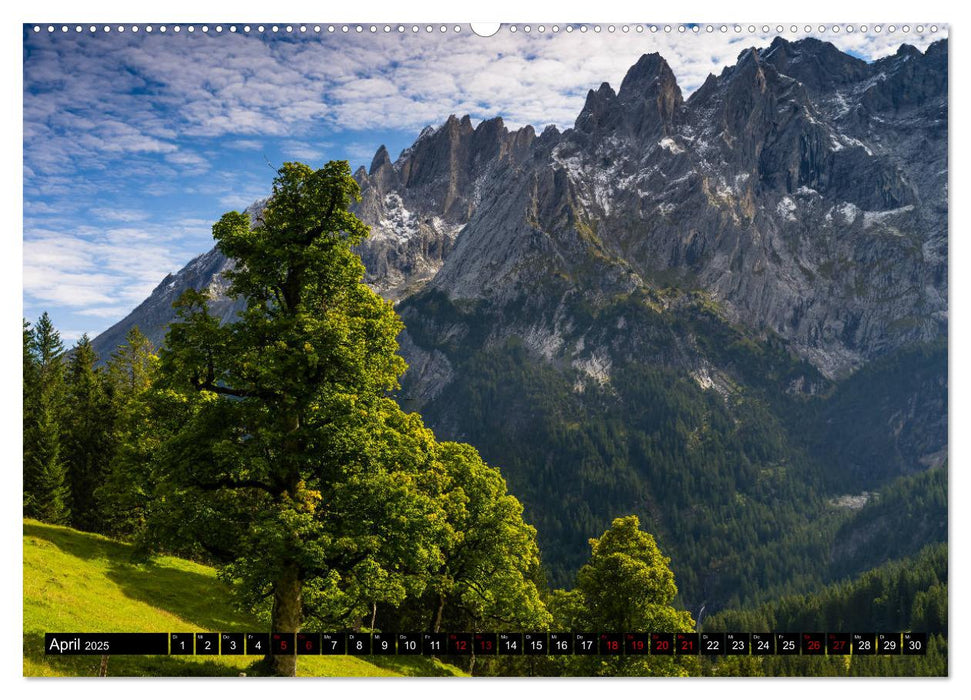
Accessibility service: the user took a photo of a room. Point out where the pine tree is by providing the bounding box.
[64,334,115,532]
[107,326,157,399]
[24,312,70,524]
[97,327,159,536]
[23,319,38,508]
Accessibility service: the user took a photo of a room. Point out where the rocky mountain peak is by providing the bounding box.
[470,116,511,163]
[759,36,870,93]
[617,52,683,138]
[573,54,684,144]
[367,144,397,191]
[862,40,947,113]
[618,53,675,95]
[895,43,922,58]
[574,82,621,135]
[94,38,948,384]
[369,144,392,175]
[925,38,947,60]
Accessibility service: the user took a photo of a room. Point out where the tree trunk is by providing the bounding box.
[98,655,109,677]
[433,592,445,633]
[268,562,301,677]
[266,408,303,677]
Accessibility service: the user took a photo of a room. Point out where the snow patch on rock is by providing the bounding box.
[776,196,798,222]
[375,193,420,243]
[826,202,860,225]
[659,137,684,154]
[863,205,915,230]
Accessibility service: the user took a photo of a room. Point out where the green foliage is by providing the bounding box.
[403,303,826,607]
[706,543,947,634]
[23,313,70,524]
[703,543,947,676]
[63,334,115,532]
[23,520,464,677]
[20,162,549,678]
[399,286,947,619]
[550,516,697,677]
[23,316,155,537]
[106,325,158,400]
[137,161,547,674]
[150,163,424,653]
[829,466,947,579]
[23,319,37,432]
[205,398,455,630]
[434,442,550,631]
[97,327,160,536]
[387,441,551,634]
[792,340,947,491]
[20,163,946,679]
[576,516,691,632]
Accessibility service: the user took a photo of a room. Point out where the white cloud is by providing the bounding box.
[23,218,212,321]
[231,139,264,151]
[76,306,135,319]
[24,201,60,215]
[164,149,211,174]
[88,207,150,222]
[25,27,947,179]
[283,142,333,162]
[23,25,947,336]
[59,330,91,344]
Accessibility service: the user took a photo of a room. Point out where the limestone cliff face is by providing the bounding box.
[87,37,948,602]
[94,38,947,385]
[425,38,947,379]
[352,114,536,299]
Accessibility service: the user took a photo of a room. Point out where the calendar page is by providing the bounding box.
[22,21,947,679]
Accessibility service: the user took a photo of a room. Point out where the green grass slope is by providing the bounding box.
[23,519,464,678]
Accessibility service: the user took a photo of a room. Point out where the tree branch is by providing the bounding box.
[192,379,261,398]
[296,191,340,245]
[192,476,277,495]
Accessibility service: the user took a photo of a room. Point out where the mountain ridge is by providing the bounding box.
[94,37,946,381]
[88,36,948,603]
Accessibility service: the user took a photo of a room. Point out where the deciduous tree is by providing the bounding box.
[151,161,447,676]
[554,515,697,676]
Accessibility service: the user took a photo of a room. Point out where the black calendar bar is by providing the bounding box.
[45,633,169,655]
[44,631,929,655]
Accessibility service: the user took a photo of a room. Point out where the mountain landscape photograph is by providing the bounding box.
[22,22,948,678]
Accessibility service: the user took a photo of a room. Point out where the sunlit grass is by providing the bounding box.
[23,519,463,677]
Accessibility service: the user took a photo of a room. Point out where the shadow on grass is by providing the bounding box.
[24,522,255,633]
[24,522,131,563]
[104,561,254,633]
[25,523,463,677]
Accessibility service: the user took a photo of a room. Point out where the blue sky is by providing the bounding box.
[22,23,946,344]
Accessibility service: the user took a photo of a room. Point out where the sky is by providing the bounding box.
[22,22,947,343]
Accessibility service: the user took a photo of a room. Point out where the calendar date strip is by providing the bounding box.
[45,631,928,656]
